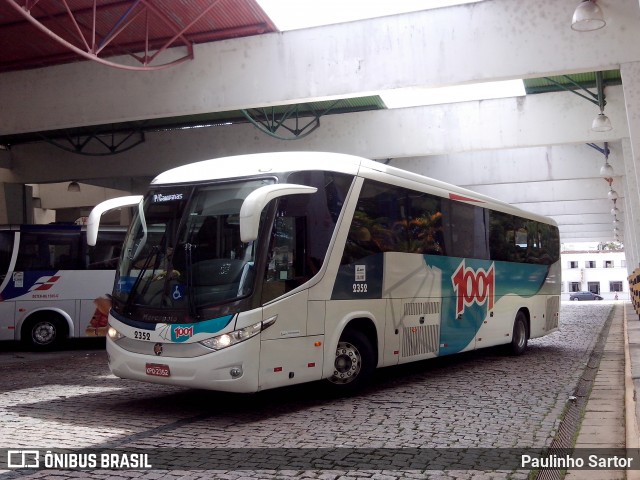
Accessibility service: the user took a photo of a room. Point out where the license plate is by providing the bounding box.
[145,363,170,377]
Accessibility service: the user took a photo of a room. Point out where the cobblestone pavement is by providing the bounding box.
[0,303,614,480]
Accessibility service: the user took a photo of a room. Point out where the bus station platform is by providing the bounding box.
[565,302,640,480]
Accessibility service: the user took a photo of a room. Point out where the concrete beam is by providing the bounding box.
[5,87,630,184]
[554,213,617,225]
[516,199,619,216]
[393,141,627,186]
[468,178,621,204]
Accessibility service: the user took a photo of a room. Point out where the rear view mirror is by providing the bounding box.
[239,184,317,242]
[87,195,143,246]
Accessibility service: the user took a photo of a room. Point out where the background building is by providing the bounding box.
[561,245,627,300]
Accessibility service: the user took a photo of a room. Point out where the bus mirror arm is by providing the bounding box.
[239,184,317,242]
[87,195,144,246]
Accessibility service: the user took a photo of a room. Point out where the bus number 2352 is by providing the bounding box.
[353,283,368,293]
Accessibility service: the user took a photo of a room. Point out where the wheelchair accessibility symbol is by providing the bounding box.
[172,285,185,301]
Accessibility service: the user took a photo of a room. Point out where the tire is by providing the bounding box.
[571,297,578,301]
[508,311,528,356]
[327,329,375,393]
[22,313,67,351]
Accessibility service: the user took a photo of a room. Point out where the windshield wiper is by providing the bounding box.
[184,242,199,319]
[124,245,160,311]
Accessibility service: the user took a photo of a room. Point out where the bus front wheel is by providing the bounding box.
[508,311,529,356]
[327,329,375,392]
[22,314,67,351]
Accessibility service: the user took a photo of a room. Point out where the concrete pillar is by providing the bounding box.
[620,62,640,271]
[622,139,639,272]
[0,183,32,224]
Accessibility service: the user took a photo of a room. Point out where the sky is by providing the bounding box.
[256,0,484,31]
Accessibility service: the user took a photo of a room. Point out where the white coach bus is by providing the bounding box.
[88,152,560,393]
[0,224,125,349]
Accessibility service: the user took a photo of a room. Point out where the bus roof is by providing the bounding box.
[151,152,362,184]
[151,152,556,227]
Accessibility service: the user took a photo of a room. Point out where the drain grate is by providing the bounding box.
[535,308,614,480]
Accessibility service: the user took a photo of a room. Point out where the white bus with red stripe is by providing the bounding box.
[0,224,125,349]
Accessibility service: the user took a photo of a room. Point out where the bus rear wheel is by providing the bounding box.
[508,311,528,356]
[23,314,66,351]
[327,329,374,393]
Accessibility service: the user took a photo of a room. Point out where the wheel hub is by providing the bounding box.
[330,341,361,384]
[33,322,55,345]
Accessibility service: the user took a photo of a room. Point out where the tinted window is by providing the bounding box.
[405,190,445,255]
[446,200,489,259]
[88,230,125,270]
[489,211,559,264]
[0,231,13,277]
[342,181,446,264]
[342,180,559,266]
[16,230,82,270]
[262,171,352,303]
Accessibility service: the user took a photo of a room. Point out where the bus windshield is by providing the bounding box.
[114,178,274,310]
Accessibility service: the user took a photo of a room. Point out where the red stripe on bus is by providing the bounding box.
[449,193,484,203]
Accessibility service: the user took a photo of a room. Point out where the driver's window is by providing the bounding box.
[262,202,307,304]
[265,216,296,283]
[261,171,352,304]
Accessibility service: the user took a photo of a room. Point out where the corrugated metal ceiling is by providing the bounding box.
[524,70,621,94]
[0,0,277,72]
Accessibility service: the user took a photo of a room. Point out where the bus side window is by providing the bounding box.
[489,211,514,262]
[262,171,352,304]
[88,231,125,269]
[15,231,83,271]
[262,212,308,304]
[489,211,559,264]
[0,232,12,281]
[88,245,116,269]
[407,192,445,256]
[50,236,82,269]
[342,180,449,262]
[15,233,47,270]
[341,181,406,264]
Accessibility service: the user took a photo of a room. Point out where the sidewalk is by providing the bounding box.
[565,302,640,480]
[627,301,640,480]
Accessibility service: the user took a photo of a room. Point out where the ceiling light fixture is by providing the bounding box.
[592,111,612,132]
[600,161,614,177]
[599,144,614,177]
[610,199,619,216]
[571,0,606,31]
[606,178,618,200]
[67,181,81,193]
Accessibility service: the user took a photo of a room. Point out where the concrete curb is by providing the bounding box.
[624,302,640,480]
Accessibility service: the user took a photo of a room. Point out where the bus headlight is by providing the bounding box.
[199,316,276,351]
[107,326,124,341]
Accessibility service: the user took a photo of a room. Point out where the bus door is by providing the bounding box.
[258,212,324,390]
[0,230,16,340]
